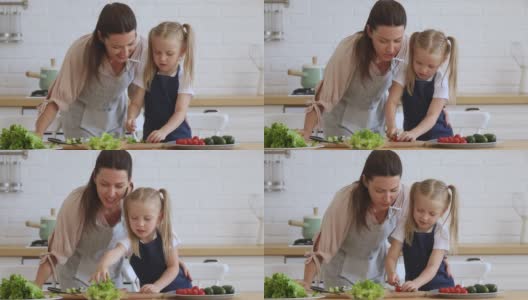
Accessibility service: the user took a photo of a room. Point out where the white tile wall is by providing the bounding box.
[265,0,528,94]
[0,0,263,96]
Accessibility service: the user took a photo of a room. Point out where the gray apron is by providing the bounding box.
[61,61,136,138]
[322,62,395,137]
[321,207,401,288]
[56,219,127,289]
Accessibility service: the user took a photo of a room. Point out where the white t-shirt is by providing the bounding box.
[390,220,450,251]
[118,232,181,257]
[160,64,194,95]
[393,64,449,101]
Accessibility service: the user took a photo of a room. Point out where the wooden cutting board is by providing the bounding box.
[383,141,427,148]
[384,291,431,298]
[53,292,174,299]
[60,142,167,150]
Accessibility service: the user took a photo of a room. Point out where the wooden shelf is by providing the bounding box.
[264,243,528,256]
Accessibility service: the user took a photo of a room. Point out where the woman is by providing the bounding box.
[35,150,134,288]
[303,0,408,138]
[35,2,147,139]
[303,150,410,288]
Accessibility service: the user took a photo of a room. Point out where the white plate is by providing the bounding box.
[428,140,497,149]
[264,145,324,151]
[430,290,500,298]
[264,296,325,300]
[165,143,238,150]
[172,294,237,300]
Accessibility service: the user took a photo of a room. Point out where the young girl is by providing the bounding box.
[126,22,195,143]
[385,29,457,142]
[91,188,191,293]
[385,179,458,292]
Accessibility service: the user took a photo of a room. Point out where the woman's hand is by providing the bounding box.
[296,280,312,291]
[140,284,161,293]
[126,119,137,133]
[401,280,420,292]
[146,130,167,143]
[90,266,109,283]
[386,272,400,286]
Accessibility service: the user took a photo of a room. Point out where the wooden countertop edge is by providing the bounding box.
[264,95,528,105]
[0,244,264,257]
[0,96,264,108]
[264,243,528,256]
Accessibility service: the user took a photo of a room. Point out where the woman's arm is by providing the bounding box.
[385,239,403,286]
[35,102,59,137]
[140,247,181,293]
[35,256,57,287]
[384,82,404,139]
[401,249,446,291]
[303,109,320,139]
[91,243,127,283]
[146,93,191,143]
[398,98,446,142]
[302,258,318,288]
[126,84,146,133]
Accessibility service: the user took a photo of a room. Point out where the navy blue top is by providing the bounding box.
[129,233,192,292]
[143,66,192,142]
[401,74,453,141]
[402,224,454,291]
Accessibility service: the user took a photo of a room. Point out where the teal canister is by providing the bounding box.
[288,207,322,240]
[287,56,325,89]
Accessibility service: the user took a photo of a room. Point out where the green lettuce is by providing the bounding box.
[264,272,307,298]
[347,279,385,300]
[347,129,384,150]
[0,274,44,299]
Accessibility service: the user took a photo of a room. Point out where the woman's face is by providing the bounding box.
[363,175,401,212]
[100,31,138,64]
[94,168,131,210]
[367,25,405,63]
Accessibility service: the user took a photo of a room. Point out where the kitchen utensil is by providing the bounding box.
[25,208,56,241]
[510,41,528,94]
[47,287,84,295]
[47,137,81,145]
[512,192,528,244]
[249,44,264,95]
[25,58,59,91]
[288,207,322,240]
[248,193,264,245]
[287,56,325,89]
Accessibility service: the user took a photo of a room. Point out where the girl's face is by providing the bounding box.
[413,48,444,80]
[368,25,405,63]
[363,175,401,212]
[127,201,162,242]
[94,168,131,211]
[152,35,183,75]
[413,192,446,231]
[100,31,138,64]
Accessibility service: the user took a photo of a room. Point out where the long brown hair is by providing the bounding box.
[81,150,133,232]
[144,22,195,90]
[355,0,407,83]
[404,179,459,253]
[351,150,403,232]
[85,3,137,84]
[405,30,458,104]
[123,188,174,261]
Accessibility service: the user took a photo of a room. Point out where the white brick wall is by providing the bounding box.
[0,150,263,245]
[265,0,528,94]
[0,0,263,96]
[264,150,528,244]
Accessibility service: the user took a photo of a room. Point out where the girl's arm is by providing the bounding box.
[91,243,127,283]
[146,93,191,143]
[385,239,403,286]
[126,85,146,133]
[401,249,446,291]
[398,98,445,142]
[384,82,404,139]
[141,247,181,293]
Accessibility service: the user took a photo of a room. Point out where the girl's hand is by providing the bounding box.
[90,267,109,283]
[386,127,399,141]
[397,131,418,142]
[180,261,192,281]
[140,284,161,293]
[386,272,400,286]
[126,119,137,133]
[401,280,420,292]
[146,130,167,143]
